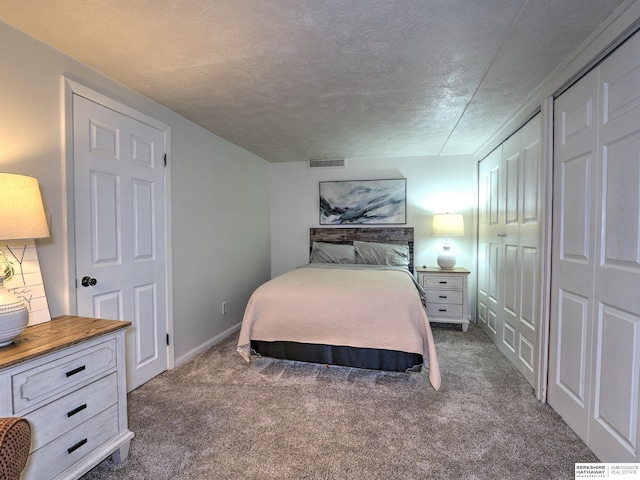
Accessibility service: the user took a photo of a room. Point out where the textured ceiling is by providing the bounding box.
[0,0,624,162]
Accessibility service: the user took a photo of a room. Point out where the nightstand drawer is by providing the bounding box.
[27,373,118,452]
[422,275,463,289]
[12,339,117,413]
[425,290,463,304]
[426,303,463,318]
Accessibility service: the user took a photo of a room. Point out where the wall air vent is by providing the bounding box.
[308,158,346,169]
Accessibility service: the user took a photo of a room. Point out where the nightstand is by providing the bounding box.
[416,267,470,332]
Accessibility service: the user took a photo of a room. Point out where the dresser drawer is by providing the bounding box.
[422,275,463,289]
[27,373,118,452]
[24,404,119,480]
[425,290,463,305]
[12,339,117,414]
[426,303,463,318]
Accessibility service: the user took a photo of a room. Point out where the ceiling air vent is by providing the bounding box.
[308,158,346,169]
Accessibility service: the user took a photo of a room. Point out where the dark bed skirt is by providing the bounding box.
[250,340,423,372]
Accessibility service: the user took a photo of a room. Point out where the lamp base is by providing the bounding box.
[437,245,457,270]
[0,278,29,347]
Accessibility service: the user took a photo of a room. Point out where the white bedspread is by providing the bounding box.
[237,264,441,390]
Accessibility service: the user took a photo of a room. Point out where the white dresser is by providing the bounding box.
[0,316,133,480]
[416,267,470,332]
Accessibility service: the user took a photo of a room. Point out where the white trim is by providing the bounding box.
[61,76,175,370]
[174,323,242,367]
[536,96,554,403]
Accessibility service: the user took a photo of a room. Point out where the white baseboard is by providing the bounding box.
[174,322,242,367]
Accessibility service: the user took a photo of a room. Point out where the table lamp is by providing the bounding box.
[0,173,49,346]
[432,213,464,269]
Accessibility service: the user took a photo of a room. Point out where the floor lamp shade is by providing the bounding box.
[0,173,49,346]
[432,213,464,269]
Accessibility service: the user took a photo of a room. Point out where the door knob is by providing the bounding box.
[81,276,97,287]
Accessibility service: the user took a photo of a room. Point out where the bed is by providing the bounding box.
[236,227,440,390]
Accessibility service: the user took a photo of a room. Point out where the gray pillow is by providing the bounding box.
[353,241,410,267]
[310,241,357,264]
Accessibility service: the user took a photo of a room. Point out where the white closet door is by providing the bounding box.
[515,118,542,383]
[549,31,640,462]
[477,114,542,387]
[478,147,502,342]
[500,133,523,365]
[548,68,599,442]
[590,35,640,462]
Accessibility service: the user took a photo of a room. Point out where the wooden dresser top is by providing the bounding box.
[0,315,131,370]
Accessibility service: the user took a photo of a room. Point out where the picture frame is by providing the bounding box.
[319,178,407,225]
[3,239,51,326]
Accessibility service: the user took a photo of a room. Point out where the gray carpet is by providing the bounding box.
[81,324,597,479]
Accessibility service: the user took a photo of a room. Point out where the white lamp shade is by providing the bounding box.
[432,213,464,237]
[0,173,49,347]
[0,173,49,240]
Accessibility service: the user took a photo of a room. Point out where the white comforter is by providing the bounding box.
[237,264,441,390]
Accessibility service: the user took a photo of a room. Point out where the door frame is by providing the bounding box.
[61,77,174,370]
[536,96,554,403]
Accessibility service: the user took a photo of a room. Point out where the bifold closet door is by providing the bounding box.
[477,114,542,388]
[548,67,599,443]
[549,32,640,462]
[478,147,502,344]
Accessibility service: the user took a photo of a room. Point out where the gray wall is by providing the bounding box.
[0,22,271,363]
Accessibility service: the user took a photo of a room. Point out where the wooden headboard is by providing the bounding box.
[309,227,415,273]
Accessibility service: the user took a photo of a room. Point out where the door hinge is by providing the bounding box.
[166,333,170,346]
[163,154,167,167]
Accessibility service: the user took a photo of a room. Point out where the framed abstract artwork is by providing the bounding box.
[319,178,407,225]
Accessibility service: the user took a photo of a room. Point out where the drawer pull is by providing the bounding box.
[439,281,447,284]
[439,295,447,299]
[67,403,88,417]
[65,365,86,377]
[439,309,447,312]
[67,438,88,454]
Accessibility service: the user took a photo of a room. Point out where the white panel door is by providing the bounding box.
[548,67,598,442]
[500,133,523,367]
[477,115,542,387]
[548,31,640,462]
[73,94,168,392]
[590,35,640,462]
[516,118,542,383]
[478,147,502,341]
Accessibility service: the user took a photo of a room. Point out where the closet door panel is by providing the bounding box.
[521,247,538,331]
[487,241,500,338]
[502,243,519,355]
[589,33,640,462]
[548,68,599,442]
[478,242,489,328]
[498,133,525,377]
[560,155,594,262]
[517,117,542,383]
[592,306,640,460]
[478,147,502,342]
[477,115,541,386]
[505,150,520,226]
[550,31,640,462]
[522,139,540,224]
[557,290,589,405]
